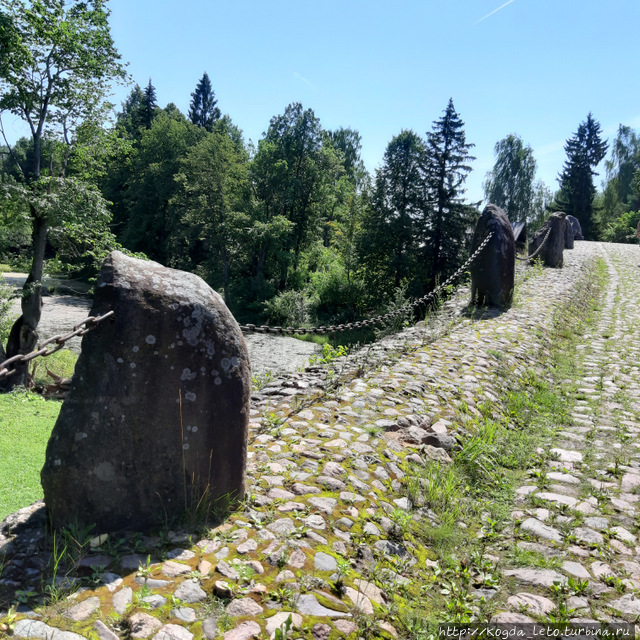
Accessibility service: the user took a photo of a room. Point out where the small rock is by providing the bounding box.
[64,596,100,621]
[226,597,264,617]
[129,612,162,639]
[174,580,206,603]
[314,552,337,572]
[222,621,261,640]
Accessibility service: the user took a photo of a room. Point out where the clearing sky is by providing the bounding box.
[3,0,639,203]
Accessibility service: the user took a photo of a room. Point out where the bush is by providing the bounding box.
[264,289,316,327]
[602,210,640,243]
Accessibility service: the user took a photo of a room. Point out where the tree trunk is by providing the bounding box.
[2,210,46,390]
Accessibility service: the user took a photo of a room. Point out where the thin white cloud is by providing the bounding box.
[474,0,518,25]
[293,72,317,92]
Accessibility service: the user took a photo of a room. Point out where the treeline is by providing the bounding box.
[3,72,485,327]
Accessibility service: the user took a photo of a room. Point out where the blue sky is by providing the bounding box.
[5,0,640,202]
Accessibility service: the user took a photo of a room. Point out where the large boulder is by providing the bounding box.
[566,215,584,240]
[529,212,566,267]
[41,252,251,533]
[470,204,515,309]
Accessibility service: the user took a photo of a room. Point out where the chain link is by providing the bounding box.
[0,311,115,379]
[515,226,552,262]
[239,232,494,336]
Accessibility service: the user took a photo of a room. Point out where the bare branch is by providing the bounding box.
[0,115,26,179]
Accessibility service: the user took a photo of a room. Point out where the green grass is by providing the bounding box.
[0,390,61,519]
[0,264,11,273]
[30,348,78,387]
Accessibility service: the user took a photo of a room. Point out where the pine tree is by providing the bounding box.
[188,72,221,131]
[423,99,475,286]
[556,113,608,239]
[143,78,158,129]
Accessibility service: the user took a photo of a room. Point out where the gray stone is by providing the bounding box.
[135,577,172,589]
[520,517,562,542]
[174,579,207,603]
[112,586,133,615]
[562,561,591,579]
[226,597,264,617]
[316,475,346,491]
[296,594,350,617]
[94,620,119,640]
[41,251,251,532]
[162,561,192,577]
[470,204,515,308]
[565,215,575,249]
[266,518,295,535]
[216,559,240,580]
[153,625,193,640]
[171,607,197,623]
[574,527,604,546]
[507,592,555,615]
[13,620,86,640]
[202,618,218,640]
[129,612,163,639]
[610,594,640,616]
[504,568,566,587]
[236,539,257,554]
[222,621,261,640]
[308,497,337,514]
[529,212,566,267]
[314,552,337,571]
[64,596,100,621]
[142,595,167,609]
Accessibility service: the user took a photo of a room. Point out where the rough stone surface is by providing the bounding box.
[470,204,515,308]
[529,211,566,267]
[129,612,163,639]
[41,251,251,532]
[566,215,583,240]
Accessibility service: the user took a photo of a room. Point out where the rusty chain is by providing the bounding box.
[0,311,115,379]
[515,226,552,262]
[239,232,494,336]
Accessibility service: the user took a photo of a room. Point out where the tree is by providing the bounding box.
[483,134,536,223]
[0,0,126,386]
[188,72,221,132]
[142,79,158,129]
[423,99,475,286]
[361,130,425,295]
[120,111,205,262]
[251,103,330,287]
[555,113,608,239]
[168,127,251,305]
[599,125,640,231]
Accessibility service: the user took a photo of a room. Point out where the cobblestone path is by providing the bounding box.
[499,242,640,626]
[2,242,640,639]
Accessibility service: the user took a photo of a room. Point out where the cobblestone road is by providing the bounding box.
[2,242,640,639]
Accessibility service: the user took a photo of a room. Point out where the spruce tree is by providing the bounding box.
[188,72,221,131]
[556,113,608,239]
[143,78,158,129]
[423,98,475,286]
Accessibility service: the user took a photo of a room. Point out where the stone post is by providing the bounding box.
[470,204,515,309]
[529,212,567,267]
[41,252,251,533]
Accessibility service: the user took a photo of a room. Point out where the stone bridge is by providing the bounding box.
[2,241,640,639]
